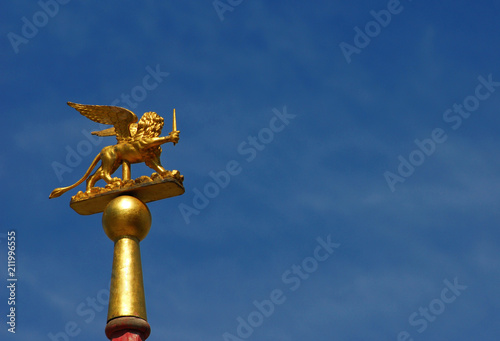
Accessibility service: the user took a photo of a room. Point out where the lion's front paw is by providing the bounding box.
[159,170,173,178]
[106,178,123,189]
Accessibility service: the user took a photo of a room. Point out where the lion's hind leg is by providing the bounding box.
[85,163,122,192]
[100,159,122,186]
[86,167,104,192]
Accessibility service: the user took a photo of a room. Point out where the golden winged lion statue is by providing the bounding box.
[50,102,181,199]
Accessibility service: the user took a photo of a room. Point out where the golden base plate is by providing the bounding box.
[70,175,185,215]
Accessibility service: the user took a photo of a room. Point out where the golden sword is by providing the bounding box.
[172,108,177,146]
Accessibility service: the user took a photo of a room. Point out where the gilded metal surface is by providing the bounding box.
[102,196,151,242]
[122,161,131,181]
[108,237,147,321]
[48,102,187,335]
[172,109,177,146]
[71,175,184,215]
[49,102,181,199]
[103,196,151,321]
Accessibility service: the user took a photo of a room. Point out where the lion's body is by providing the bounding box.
[87,139,167,191]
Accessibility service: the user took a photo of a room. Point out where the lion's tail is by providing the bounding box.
[49,154,101,199]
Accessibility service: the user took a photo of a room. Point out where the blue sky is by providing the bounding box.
[1,1,500,340]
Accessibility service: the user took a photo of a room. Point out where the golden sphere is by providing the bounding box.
[102,195,151,242]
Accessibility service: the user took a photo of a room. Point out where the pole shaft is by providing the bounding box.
[102,196,152,341]
[108,237,147,320]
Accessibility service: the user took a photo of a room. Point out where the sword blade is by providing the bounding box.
[173,108,177,131]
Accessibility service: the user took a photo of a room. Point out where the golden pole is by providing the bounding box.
[102,195,152,340]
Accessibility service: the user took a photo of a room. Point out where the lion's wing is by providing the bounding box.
[67,102,138,142]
